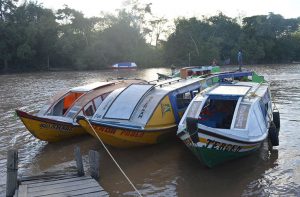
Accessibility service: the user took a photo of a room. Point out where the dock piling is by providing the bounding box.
[6,149,18,197]
[74,146,85,176]
[89,150,100,180]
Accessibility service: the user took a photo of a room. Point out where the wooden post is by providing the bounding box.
[74,146,84,176]
[6,149,18,197]
[89,150,100,180]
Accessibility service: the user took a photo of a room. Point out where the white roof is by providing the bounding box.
[92,77,204,127]
[70,82,113,92]
[104,84,153,120]
[208,85,251,96]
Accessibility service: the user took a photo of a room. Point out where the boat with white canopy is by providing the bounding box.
[16,79,146,142]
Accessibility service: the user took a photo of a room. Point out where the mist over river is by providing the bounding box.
[0,65,300,196]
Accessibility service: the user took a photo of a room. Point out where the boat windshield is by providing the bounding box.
[198,98,238,129]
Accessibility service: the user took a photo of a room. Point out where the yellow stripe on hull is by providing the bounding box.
[78,119,176,148]
[18,113,86,142]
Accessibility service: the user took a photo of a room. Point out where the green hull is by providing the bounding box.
[187,144,259,168]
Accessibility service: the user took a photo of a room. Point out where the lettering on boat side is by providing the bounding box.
[204,139,242,152]
[138,96,154,118]
[120,130,144,137]
[94,126,144,137]
[102,96,114,111]
[40,123,72,132]
[95,126,116,134]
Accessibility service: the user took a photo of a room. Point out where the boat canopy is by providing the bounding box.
[92,77,204,127]
[104,84,154,120]
[70,82,114,92]
[180,81,270,134]
[208,85,251,97]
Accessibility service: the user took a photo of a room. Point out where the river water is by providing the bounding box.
[0,65,299,196]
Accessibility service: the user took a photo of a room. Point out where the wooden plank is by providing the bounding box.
[27,178,100,193]
[20,173,77,181]
[20,173,77,182]
[17,185,28,197]
[30,184,102,197]
[42,190,109,197]
[41,187,104,197]
[20,175,78,184]
[72,190,109,197]
[22,176,90,186]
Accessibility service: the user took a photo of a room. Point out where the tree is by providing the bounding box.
[0,0,18,71]
[241,13,300,63]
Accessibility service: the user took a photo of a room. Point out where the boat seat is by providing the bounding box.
[198,112,226,128]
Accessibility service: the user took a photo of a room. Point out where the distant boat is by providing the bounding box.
[16,79,146,142]
[177,71,280,167]
[111,62,137,69]
[157,66,220,79]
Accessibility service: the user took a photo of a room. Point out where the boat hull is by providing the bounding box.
[16,110,86,142]
[179,129,262,167]
[77,118,176,148]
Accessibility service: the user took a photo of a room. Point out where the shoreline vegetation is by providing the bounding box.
[1,0,300,73]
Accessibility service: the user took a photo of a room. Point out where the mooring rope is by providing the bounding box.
[85,119,143,197]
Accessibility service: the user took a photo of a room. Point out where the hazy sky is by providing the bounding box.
[35,0,300,19]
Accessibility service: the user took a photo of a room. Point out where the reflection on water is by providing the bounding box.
[0,65,300,196]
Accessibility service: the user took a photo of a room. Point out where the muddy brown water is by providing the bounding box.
[0,65,299,196]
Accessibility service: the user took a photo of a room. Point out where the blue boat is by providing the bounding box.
[111,62,137,69]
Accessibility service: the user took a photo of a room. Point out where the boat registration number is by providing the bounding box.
[204,139,242,152]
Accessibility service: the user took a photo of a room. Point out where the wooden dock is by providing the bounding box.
[15,173,108,197]
[6,147,109,197]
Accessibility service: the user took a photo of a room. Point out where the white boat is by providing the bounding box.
[177,78,280,167]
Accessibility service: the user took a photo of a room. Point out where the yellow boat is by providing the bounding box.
[16,79,146,142]
[77,77,209,148]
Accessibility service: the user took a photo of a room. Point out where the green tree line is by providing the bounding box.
[1,0,300,72]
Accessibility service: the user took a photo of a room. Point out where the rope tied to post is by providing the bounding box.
[85,119,143,197]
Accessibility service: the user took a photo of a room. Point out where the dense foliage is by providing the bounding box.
[0,0,300,72]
